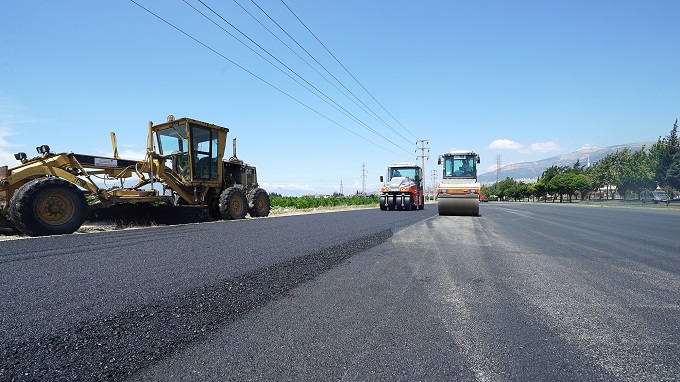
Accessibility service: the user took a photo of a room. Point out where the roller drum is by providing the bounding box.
[437,195,479,216]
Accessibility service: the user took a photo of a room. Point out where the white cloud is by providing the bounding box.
[489,139,524,150]
[100,149,146,161]
[486,164,499,172]
[0,127,17,166]
[489,138,563,154]
[261,183,314,192]
[117,149,146,161]
[526,140,562,153]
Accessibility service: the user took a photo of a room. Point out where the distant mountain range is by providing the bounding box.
[478,141,655,184]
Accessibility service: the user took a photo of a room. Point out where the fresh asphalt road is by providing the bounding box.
[1,202,679,381]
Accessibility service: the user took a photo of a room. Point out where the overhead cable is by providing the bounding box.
[128,0,410,159]
[249,0,414,145]
[191,0,413,155]
[279,0,420,141]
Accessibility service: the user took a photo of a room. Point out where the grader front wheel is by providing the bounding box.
[8,177,88,236]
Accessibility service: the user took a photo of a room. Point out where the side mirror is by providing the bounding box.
[379,176,384,182]
[477,156,481,164]
[437,156,442,165]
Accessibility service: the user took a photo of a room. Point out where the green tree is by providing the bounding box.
[647,120,680,189]
[548,173,570,202]
[538,165,570,202]
[573,173,592,200]
[495,177,518,201]
[534,179,548,201]
[547,173,591,202]
[616,148,655,199]
[667,150,680,190]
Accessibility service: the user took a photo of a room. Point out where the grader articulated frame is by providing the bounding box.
[0,116,270,236]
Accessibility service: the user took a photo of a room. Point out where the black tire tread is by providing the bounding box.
[9,177,88,236]
[219,187,248,220]
[247,188,270,218]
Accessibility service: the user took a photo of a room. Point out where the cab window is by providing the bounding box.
[190,124,218,180]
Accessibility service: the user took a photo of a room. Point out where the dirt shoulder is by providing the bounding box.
[0,203,382,241]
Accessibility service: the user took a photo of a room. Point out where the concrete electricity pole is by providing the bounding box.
[431,169,438,201]
[416,140,429,194]
[496,154,502,183]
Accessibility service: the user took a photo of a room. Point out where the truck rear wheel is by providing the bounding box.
[9,177,88,236]
[219,187,248,220]
[418,195,425,210]
[248,188,270,217]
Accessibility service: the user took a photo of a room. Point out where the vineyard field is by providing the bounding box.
[270,195,379,209]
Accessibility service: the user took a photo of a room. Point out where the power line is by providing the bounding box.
[234,0,410,147]
[280,0,419,141]
[252,0,414,146]
[128,0,410,159]
[189,0,413,155]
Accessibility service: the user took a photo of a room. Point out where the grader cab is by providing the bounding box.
[0,116,270,236]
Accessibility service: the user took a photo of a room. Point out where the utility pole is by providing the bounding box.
[361,163,367,195]
[416,140,429,194]
[431,169,437,201]
[340,179,344,196]
[496,154,502,183]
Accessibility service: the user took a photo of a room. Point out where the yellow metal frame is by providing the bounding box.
[0,117,258,221]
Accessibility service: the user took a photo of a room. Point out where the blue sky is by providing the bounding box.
[1,1,679,196]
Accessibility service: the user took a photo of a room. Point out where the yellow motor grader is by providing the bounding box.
[0,116,270,236]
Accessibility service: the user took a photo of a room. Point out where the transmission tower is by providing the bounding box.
[496,154,502,183]
[340,179,344,196]
[361,163,367,195]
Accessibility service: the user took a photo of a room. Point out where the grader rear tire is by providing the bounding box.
[9,177,88,236]
[247,188,270,217]
[219,187,248,220]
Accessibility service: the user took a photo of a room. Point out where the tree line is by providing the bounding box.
[482,120,680,202]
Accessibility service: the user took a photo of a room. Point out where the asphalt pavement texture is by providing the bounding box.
[2,202,679,381]
[1,207,430,381]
